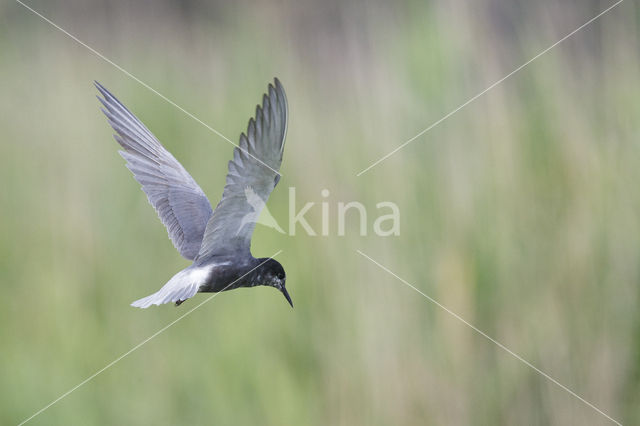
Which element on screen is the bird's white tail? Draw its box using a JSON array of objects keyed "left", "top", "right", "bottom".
[{"left": 131, "top": 265, "right": 210, "bottom": 308}]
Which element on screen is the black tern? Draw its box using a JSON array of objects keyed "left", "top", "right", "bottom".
[{"left": 95, "top": 79, "right": 291, "bottom": 308}]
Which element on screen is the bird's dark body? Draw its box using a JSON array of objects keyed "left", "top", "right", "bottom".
[
  {"left": 198, "top": 257, "right": 270, "bottom": 292},
  {"left": 197, "top": 256, "right": 287, "bottom": 299}
]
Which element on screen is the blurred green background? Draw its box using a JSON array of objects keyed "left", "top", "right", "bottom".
[{"left": 1, "top": 0, "right": 639, "bottom": 424}]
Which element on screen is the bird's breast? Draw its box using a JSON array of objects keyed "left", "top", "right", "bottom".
[{"left": 197, "top": 260, "right": 254, "bottom": 293}]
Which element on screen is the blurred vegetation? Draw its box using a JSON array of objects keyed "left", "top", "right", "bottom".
[{"left": 1, "top": 0, "right": 639, "bottom": 424}]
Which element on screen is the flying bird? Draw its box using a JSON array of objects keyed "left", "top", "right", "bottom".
[{"left": 95, "top": 79, "right": 291, "bottom": 308}]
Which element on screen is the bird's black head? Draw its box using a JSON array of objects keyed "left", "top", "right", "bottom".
[{"left": 258, "top": 258, "right": 292, "bottom": 308}]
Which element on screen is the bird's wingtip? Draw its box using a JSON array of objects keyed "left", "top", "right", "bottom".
[{"left": 94, "top": 81, "right": 114, "bottom": 100}]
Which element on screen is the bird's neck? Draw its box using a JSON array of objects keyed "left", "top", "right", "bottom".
[
  {"left": 234, "top": 258, "right": 269, "bottom": 289},
  {"left": 249, "top": 257, "right": 280, "bottom": 288}
]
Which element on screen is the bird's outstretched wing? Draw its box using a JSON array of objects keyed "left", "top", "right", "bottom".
[
  {"left": 96, "top": 82, "right": 213, "bottom": 260},
  {"left": 195, "top": 79, "right": 287, "bottom": 262},
  {"left": 244, "top": 186, "right": 265, "bottom": 211}
]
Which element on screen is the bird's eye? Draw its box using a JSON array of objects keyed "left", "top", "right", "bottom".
[{"left": 277, "top": 272, "right": 284, "bottom": 280}]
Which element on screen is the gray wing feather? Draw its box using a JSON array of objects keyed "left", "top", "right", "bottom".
[
  {"left": 195, "top": 79, "right": 287, "bottom": 262},
  {"left": 96, "top": 82, "right": 213, "bottom": 260}
]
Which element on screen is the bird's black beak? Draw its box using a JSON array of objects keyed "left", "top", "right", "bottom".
[{"left": 281, "top": 287, "right": 293, "bottom": 308}]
